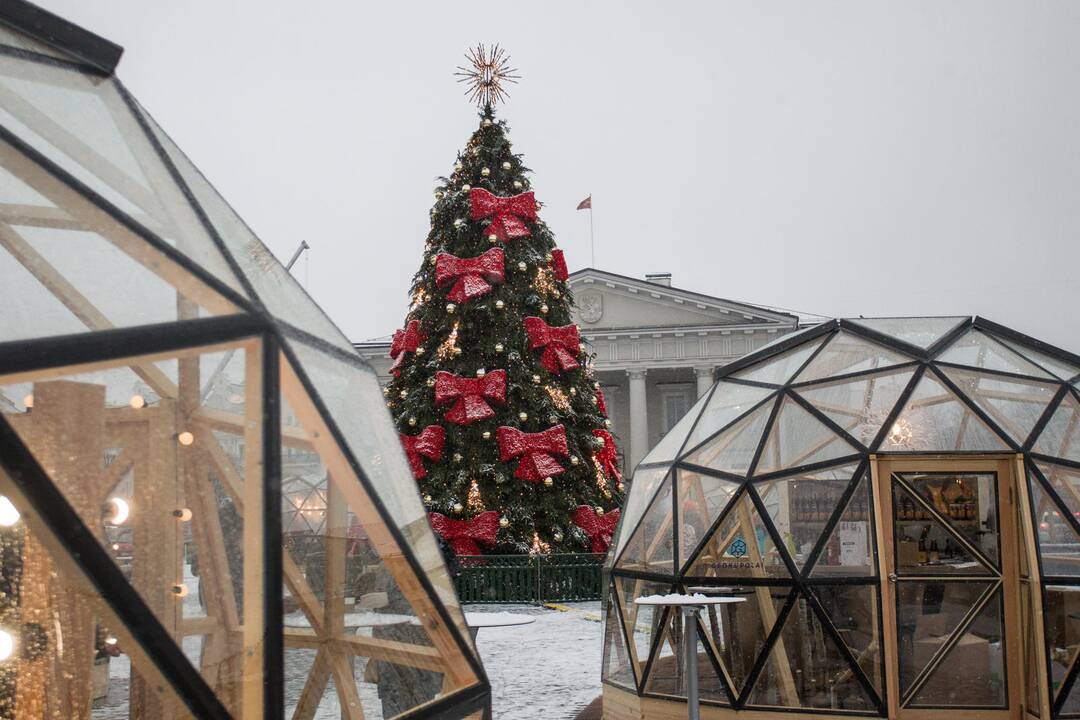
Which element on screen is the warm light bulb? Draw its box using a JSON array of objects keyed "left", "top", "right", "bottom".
[
  {"left": 106, "top": 497, "right": 130, "bottom": 525},
  {"left": 0, "top": 496, "right": 19, "bottom": 527},
  {"left": 129, "top": 394, "right": 146, "bottom": 409},
  {"left": 22, "top": 394, "right": 32, "bottom": 409},
  {"left": 177, "top": 431, "right": 195, "bottom": 446},
  {"left": 173, "top": 508, "right": 193, "bottom": 522},
  {"left": 172, "top": 583, "right": 189, "bottom": 598},
  {"left": 0, "top": 629, "right": 12, "bottom": 661},
  {"left": 104, "top": 636, "right": 118, "bottom": 646}
]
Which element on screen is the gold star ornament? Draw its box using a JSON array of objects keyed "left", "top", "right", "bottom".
[{"left": 455, "top": 44, "right": 520, "bottom": 108}]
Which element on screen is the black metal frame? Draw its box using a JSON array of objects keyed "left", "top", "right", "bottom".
[{"left": 0, "top": 18, "right": 490, "bottom": 720}]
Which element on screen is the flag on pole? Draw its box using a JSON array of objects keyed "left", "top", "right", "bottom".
[{"left": 576, "top": 195, "right": 592, "bottom": 210}]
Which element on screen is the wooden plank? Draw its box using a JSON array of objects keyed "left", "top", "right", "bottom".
[
  {"left": 1014, "top": 455, "right": 1053, "bottom": 719},
  {"left": 195, "top": 405, "right": 313, "bottom": 450},
  {"left": 997, "top": 457, "right": 1023, "bottom": 719},
  {"left": 291, "top": 647, "right": 333, "bottom": 720},
  {"left": 327, "top": 645, "right": 366, "bottom": 720},
  {"left": 241, "top": 343, "right": 265, "bottom": 719}
]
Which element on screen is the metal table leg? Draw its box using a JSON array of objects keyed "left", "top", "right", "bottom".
[{"left": 683, "top": 606, "right": 700, "bottom": 720}]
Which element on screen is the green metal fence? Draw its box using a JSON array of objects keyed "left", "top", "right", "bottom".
[{"left": 453, "top": 553, "right": 606, "bottom": 604}]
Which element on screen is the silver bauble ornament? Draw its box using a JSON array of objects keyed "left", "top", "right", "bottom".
[
  {"left": 517, "top": 261, "right": 527, "bottom": 271},
  {"left": 540, "top": 304, "right": 549, "bottom": 314},
  {"left": 513, "top": 180, "right": 523, "bottom": 189},
  {"left": 499, "top": 517, "right": 509, "bottom": 528},
  {"left": 481, "top": 167, "right": 491, "bottom": 176},
  {"left": 446, "top": 303, "right": 457, "bottom": 314},
  {"left": 495, "top": 300, "right": 505, "bottom": 309},
  {"left": 502, "top": 161, "right": 512, "bottom": 170},
  {"left": 453, "top": 502, "right": 464, "bottom": 513},
  {"left": 519, "top": 412, "right": 528, "bottom": 421}
]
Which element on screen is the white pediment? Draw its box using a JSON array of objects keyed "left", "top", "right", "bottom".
[{"left": 568, "top": 269, "right": 797, "bottom": 332}]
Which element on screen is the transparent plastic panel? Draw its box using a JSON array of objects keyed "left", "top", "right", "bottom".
[
  {"left": 730, "top": 337, "right": 824, "bottom": 386},
  {"left": 1029, "top": 468, "right": 1080, "bottom": 577},
  {"left": 748, "top": 593, "right": 875, "bottom": 710},
  {"left": 754, "top": 463, "right": 860, "bottom": 573},
  {"left": 677, "top": 468, "right": 739, "bottom": 567},
  {"left": 612, "top": 465, "right": 669, "bottom": 561},
  {"left": 679, "top": 382, "right": 774, "bottom": 458},
  {"left": 881, "top": 372, "right": 1009, "bottom": 452},
  {"left": 615, "top": 576, "right": 669, "bottom": 680},
  {"left": 638, "top": 390, "right": 710, "bottom": 465},
  {"left": 1033, "top": 392, "right": 1080, "bottom": 465},
  {"left": 686, "top": 491, "right": 790, "bottom": 579},
  {"left": 794, "top": 330, "right": 912, "bottom": 383},
  {"left": 811, "top": 584, "right": 883, "bottom": 696},
  {"left": 0, "top": 54, "right": 246, "bottom": 296},
  {"left": 695, "top": 584, "right": 788, "bottom": 697},
  {"left": 796, "top": 367, "right": 916, "bottom": 447},
  {"left": 754, "top": 396, "right": 858, "bottom": 476},
  {"left": 643, "top": 615, "right": 728, "bottom": 704},
  {"left": 601, "top": 584, "right": 635, "bottom": 689},
  {"left": 899, "top": 472, "right": 1000, "bottom": 569},
  {"left": 1043, "top": 585, "right": 1080, "bottom": 708},
  {"left": 846, "top": 316, "right": 968, "bottom": 351},
  {"left": 615, "top": 473, "right": 675, "bottom": 573},
  {"left": 138, "top": 105, "right": 358, "bottom": 354},
  {"left": 891, "top": 482, "right": 992, "bottom": 576},
  {"left": 938, "top": 329, "right": 1056, "bottom": 379},
  {"left": 681, "top": 398, "right": 773, "bottom": 476},
  {"left": 940, "top": 367, "right": 1058, "bottom": 446}
]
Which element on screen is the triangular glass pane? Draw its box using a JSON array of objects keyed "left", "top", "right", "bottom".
[
  {"left": 644, "top": 618, "right": 728, "bottom": 704},
  {"left": 0, "top": 54, "right": 247, "bottom": 297},
  {"left": 616, "top": 472, "right": 675, "bottom": 573},
  {"left": 847, "top": 316, "right": 968, "bottom": 351},
  {"left": 696, "top": 584, "right": 788, "bottom": 697},
  {"left": 749, "top": 593, "right": 875, "bottom": 710},
  {"left": 895, "top": 580, "right": 993, "bottom": 698},
  {"left": 810, "top": 472, "right": 876, "bottom": 577},
  {"left": 754, "top": 397, "right": 859, "bottom": 475},
  {"left": 1028, "top": 468, "right": 1080, "bottom": 577},
  {"left": 898, "top": 471, "right": 1000, "bottom": 569},
  {"left": 680, "top": 382, "right": 774, "bottom": 457},
  {"left": 1033, "top": 393, "right": 1080, "bottom": 464},
  {"left": 602, "top": 585, "right": 636, "bottom": 689},
  {"left": 909, "top": 588, "right": 1005, "bottom": 707},
  {"left": 613, "top": 465, "right": 670, "bottom": 561},
  {"left": 811, "top": 584, "right": 883, "bottom": 696},
  {"left": 1020, "top": 581, "right": 1042, "bottom": 713},
  {"left": 940, "top": 366, "right": 1058, "bottom": 446},
  {"left": 880, "top": 373, "right": 1009, "bottom": 452},
  {"left": 892, "top": 482, "right": 992, "bottom": 575},
  {"left": 755, "top": 463, "right": 860, "bottom": 573},
  {"left": 686, "top": 491, "right": 790, "bottom": 579},
  {"left": 797, "top": 367, "right": 916, "bottom": 447},
  {"left": 795, "top": 330, "right": 911, "bottom": 383},
  {"left": 0, "top": 23, "right": 81, "bottom": 62},
  {"left": 640, "top": 390, "right": 711, "bottom": 465},
  {"left": 678, "top": 467, "right": 739, "bottom": 567},
  {"left": 938, "top": 329, "right": 1055, "bottom": 379},
  {"left": 682, "top": 398, "right": 773, "bottom": 476},
  {"left": 1043, "top": 584, "right": 1080, "bottom": 705},
  {"left": 616, "top": 576, "right": 669, "bottom": 679},
  {"left": 1035, "top": 461, "right": 1080, "bottom": 524},
  {"left": 731, "top": 337, "right": 825, "bottom": 386},
  {"left": 997, "top": 336, "right": 1080, "bottom": 383}
]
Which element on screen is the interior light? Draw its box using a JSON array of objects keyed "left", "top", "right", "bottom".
[
  {"left": 172, "top": 583, "right": 189, "bottom": 598},
  {"left": 106, "top": 497, "right": 130, "bottom": 525},
  {"left": 22, "top": 394, "right": 32, "bottom": 409},
  {"left": 177, "top": 431, "right": 195, "bottom": 446},
  {"left": 0, "top": 629, "right": 13, "bottom": 661},
  {"left": 0, "top": 497, "right": 19, "bottom": 527},
  {"left": 172, "top": 508, "right": 193, "bottom": 522},
  {"left": 129, "top": 394, "right": 146, "bottom": 409}
]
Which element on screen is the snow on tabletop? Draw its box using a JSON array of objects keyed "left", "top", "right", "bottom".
[{"left": 635, "top": 592, "right": 725, "bottom": 605}]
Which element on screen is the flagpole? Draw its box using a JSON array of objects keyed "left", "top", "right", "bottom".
[{"left": 589, "top": 202, "right": 596, "bottom": 267}]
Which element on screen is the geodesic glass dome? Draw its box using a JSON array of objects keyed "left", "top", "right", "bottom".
[
  {"left": 0, "top": 4, "right": 487, "bottom": 719},
  {"left": 603, "top": 316, "right": 1080, "bottom": 719}
]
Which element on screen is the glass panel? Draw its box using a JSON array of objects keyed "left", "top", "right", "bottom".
[
  {"left": 895, "top": 580, "right": 993, "bottom": 698},
  {"left": 0, "top": 23, "right": 78, "bottom": 62},
  {"left": 639, "top": 390, "right": 710, "bottom": 465},
  {"left": 938, "top": 329, "right": 1056, "bottom": 379},
  {"left": 796, "top": 367, "right": 916, "bottom": 447},
  {"left": 996, "top": 336, "right": 1080, "bottom": 383},
  {"left": 677, "top": 468, "right": 738, "bottom": 568},
  {"left": 892, "top": 482, "right": 992, "bottom": 576},
  {"left": 643, "top": 615, "right": 728, "bottom": 704},
  {"left": 881, "top": 372, "right": 1009, "bottom": 452},
  {"left": 755, "top": 463, "right": 860, "bottom": 573},
  {"left": 941, "top": 367, "right": 1058, "bottom": 446},
  {"left": 795, "top": 330, "right": 911, "bottom": 383},
  {"left": 812, "top": 584, "right": 883, "bottom": 696},
  {"left": 1033, "top": 393, "right": 1080, "bottom": 465},
  {"left": 681, "top": 399, "right": 773, "bottom": 476},
  {"left": 696, "top": 584, "right": 788, "bottom": 697},
  {"left": 899, "top": 472, "right": 1000, "bottom": 569},
  {"left": 0, "top": 54, "right": 246, "bottom": 296},
  {"left": 1036, "top": 461, "right": 1080, "bottom": 529},
  {"left": 685, "top": 491, "right": 790, "bottom": 579},
  {"left": 1021, "top": 581, "right": 1042, "bottom": 715},
  {"left": 731, "top": 337, "right": 824, "bottom": 386},
  {"left": 748, "top": 593, "right": 875, "bottom": 710},
  {"left": 1043, "top": 585, "right": 1080, "bottom": 705},
  {"left": 810, "top": 473, "right": 876, "bottom": 578},
  {"left": 754, "top": 396, "right": 858, "bottom": 475},
  {"left": 612, "top": 465, "right": 669, "bottom": 562},
  {"left": 615, "top": 472, "right": 675, "bottom": 573},
  {"left": 616, "top": 576, "right": 669, "bottom": 678},
  {"left": 1030, "top": 470, "right": 1080, "bottom": 577},
  {"left": 679, "top": 382, "right": 774, "bottom": 458},
  {"left": 908, "top": 588, "right": 1006, "bottom": 707},
  {"left": 602, "top": 585, "right": 635, "bottom": 689},
  {"left": 846, "top": 316, "right": 968, "bottom": 350},
  {"left": 138, "top": 104, "right": 358, "bottom": 354}
]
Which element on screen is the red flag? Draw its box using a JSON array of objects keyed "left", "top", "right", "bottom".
[{"left": 576, "top": 195, "right": 592, "bottom": 210}]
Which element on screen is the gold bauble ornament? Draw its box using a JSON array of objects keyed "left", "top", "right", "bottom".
[
  {"left": 495, "top": 300, "right": 505, "bottom": 309},
  {"left": 569, "top": 387, "right": 576, "bottom": 395},
  {"left": 415, "top": 346, "right": 425, "bottom": 355},
  {"left": 462, "top": 183, "right": 472, "bottom": 191},
  {"left": 553, "top": 290, "right": 561, "bottom": 298},
  {"left": 481, "top": 167, "right": 491, "bottom": 176},
  {"left": 502, "top": 161, "right": 512, "bottom": 170},
  {"left": 430, "top": 256, "right": 438, "bottom": 265},
  {"left": 592, "top": 396, "right": 598, "bottom": 405},
  {"left": 423, "top": 494, "right": 432, "bottom": 503},
  {"left": 453, "top": 218, "right": 463, "bottom": 228},
  {"left": 446, "top": 303, "right": 457, "bottom": 314},
  {"left": 540, "top": 304, "right": 549, "bottom": 314},
  {"left": 499, "top": 517, "right": 509, "bottom": 528},
  {"left": 482, "top": 431, "right": 491, "bottom": 440},
  {"left": 594, "top": 381, "right": 601, "bottom": 390},
  {"left": 595, "top": 506, "right": 604, "bottom": 516},
  {"left": 476, "top": 368, "right": 486, "bottom": 377},
  {"left": 519, "top": 412, "right": 529, "bottom": 421},
  {"left": 454, "top": 162, "right": 463, "bottom": 171},
  {"left": 578, "top": 342, "right": 586, "bottom": 352},
  {"left": 553, "top": 531, "right": 563, "bottom": 542},
  {"left": 532, "top": 375, "right": 541, "bottom": 384},
  {"left": 596, "top": 434, "right": 606, "bottom": 445},
  {"left": 453, "top": 347, "right": 463, "bottom": 356},
  {"left": 453, "top": 453, "right": 462, "bottom": 463},
  {"left": 399, "top": 389, "right": 408, "bottom": 399},
  {"left": 517, "top": 261, "right": 527, "bottom": 271},
  {"left": 472, "top": 146, "right": 482, "bottom": 154},
  {"left": 545, "top": 252, "right": 553, "bottom": 262},
  {"left": 408, "top": 416, "right": 417, "bottom": 426},
  {"left": 548, "top": 415, "right": 558, "bottom": 424},
  {"left": 435, "top": 191, "right": 443, "bottom": 200},
  {"left": 605, "top": 419, "right": 613, "bottom": 427},
  {"left": 489, "top": 233, "right": 498, "bottom": 243},
  {"left": 571, "top": 456, "right": 580, "bottom": 466},
  {"left": 513, "top": 180, "right": 523, "bottom": 189},
  {"left": 453, "top": 502, "right": 464, "bottom": 513},
  {"left": 495, "top": 343, "right": 505, "bottom": 352},
  {"left": 617, "top": 482, "right": 625, "bottom": 492},
  {"left": 426, "top": 377, "right": 435, "bottom": 387},
  {"left": 385, "top": 401, "right": 393, "bottom": 408},
  {"left": 482, "top": 118, "right": 493, "bottom": 127},
  {"left": 543, "top": 477, "right": 554, "bottom": 487},
  {"left": 382, "top": 387, "right": 390, "bottom": 396}
]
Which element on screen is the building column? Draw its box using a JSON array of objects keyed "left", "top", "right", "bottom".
[
  {"left": 694, "top": 365, "right": 715, "bottom": 399},
  {"left": 627, "top": 368, "right": 648, "bottom": 471}
]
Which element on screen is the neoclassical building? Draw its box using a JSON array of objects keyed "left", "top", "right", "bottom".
[{"left": 355, "top": 269, "right": 810, "bottom": 474}]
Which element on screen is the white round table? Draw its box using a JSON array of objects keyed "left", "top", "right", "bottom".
[
  {"left": 463, "top": 611, "right": 535, "bottom": 640},
  {"left": 635, "top": 594, "right": 745, "bottom": 720}
]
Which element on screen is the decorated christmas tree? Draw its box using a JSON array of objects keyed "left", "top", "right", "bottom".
[{"left": 385, "top": 46, "right": 624, "bottom": 555}]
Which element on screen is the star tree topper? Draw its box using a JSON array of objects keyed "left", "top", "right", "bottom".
[{"left": 455, "top": 44, "right": 520, "bottom": 108}]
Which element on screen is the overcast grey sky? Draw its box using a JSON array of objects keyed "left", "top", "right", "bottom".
[{"left": 39, "top": 1, "right": 1080, "bottom": 351}]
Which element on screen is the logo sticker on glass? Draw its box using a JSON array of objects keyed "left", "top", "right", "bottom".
[{"left": 728, "top": 537, "right": 747, "bottom": 558}]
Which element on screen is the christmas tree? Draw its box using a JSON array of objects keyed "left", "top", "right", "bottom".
[{"left": 385, "top": 46, "right": 624, "bottom": 555}]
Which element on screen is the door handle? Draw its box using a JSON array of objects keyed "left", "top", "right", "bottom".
[{"left": 888, "top": 573, "right": 898, "bottom": 584}]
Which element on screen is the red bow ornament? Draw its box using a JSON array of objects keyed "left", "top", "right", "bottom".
[
  {"left": 389, "top": 320, "right": 426, "bottom": 376},
  {"left": 434, "top": 370, "right": 507, "bottom": 425},
  {"left": 400, "top": 425, "right": 445, "bottom": 480},
  {"left": 592, "top": 429, "right": 622, "bottom": 482},
  {"left": 571, "top": 505, "right": 621, "bottom": 554},
  {"left": 470, "top": 188, "right": 537, "bottom": 242},
  {"left": 549, "top": 249, "right": 569, "bottom": 282},
  {"left": 596, "top": 388, "right": 608, "bottom": 416},
  {"left": 435, "top": 247, "right": 505, "bottom": 303},
  {"left": 497, "top": 424, "right": 569, "bottom": 482},
  {"left": 523, "top": 317, "right": 581, "bottom": 374},
  {"left": 429, "top": 510, "right": 500, "bottom": 555}
]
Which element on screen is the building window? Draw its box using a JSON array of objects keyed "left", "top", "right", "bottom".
[{"left": 661, "top": 386, "right": 693, "bottom": 435}]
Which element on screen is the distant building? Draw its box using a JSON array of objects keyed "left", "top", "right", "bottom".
[{"left": 355, "top": 269, "right": 817, "bottom": 475}]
